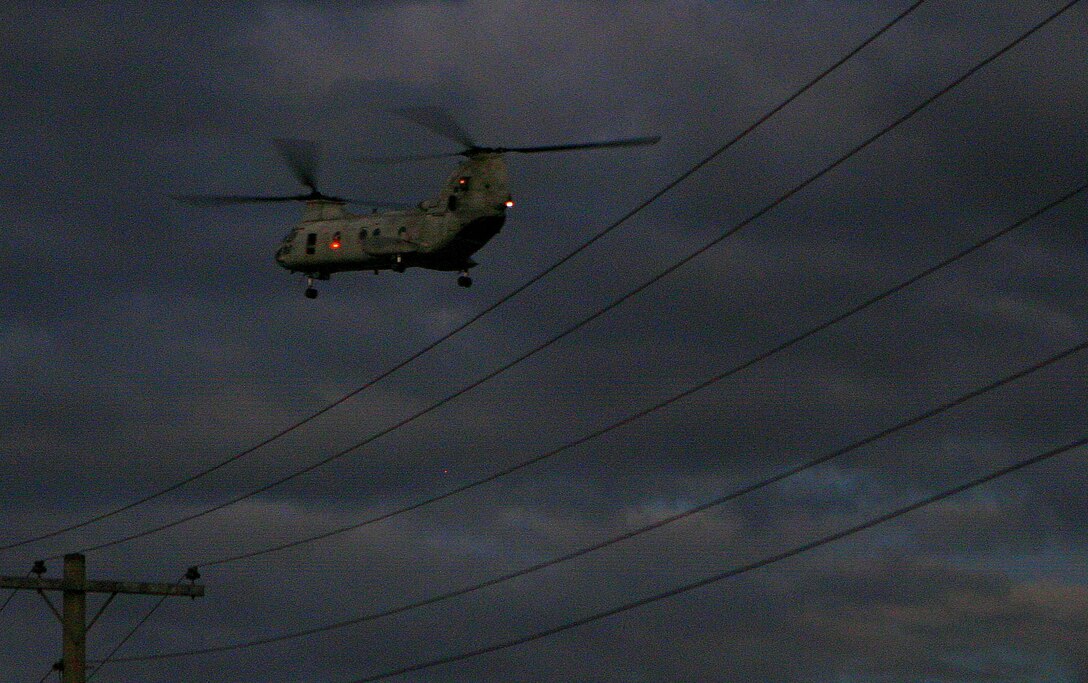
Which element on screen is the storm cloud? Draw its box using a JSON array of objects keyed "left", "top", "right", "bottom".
[{"left": 2, "top": 1, "right": 1087, "bottom": 681}]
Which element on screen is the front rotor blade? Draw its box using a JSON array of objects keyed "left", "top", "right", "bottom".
[
  {"left": 393, "top": 107, "right": 478, "bottom": 149},
  {"left": 502, "top": 135, "right": 661, "bottom": 154},
  {"left": 171, "top": 193, "right": 309, "bottom": 206},
  {"left": 273, "top": 138, "right": 321, "bottom": 191}
]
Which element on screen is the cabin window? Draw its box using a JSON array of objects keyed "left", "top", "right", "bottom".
[
  {"left": 373, "top": 228, "right": 381, "bottom": 237},
  {"left": 447, "top": 195, "right": 458, "bottom": 211},
  {"left": 398, "top": 226, "right": 406, "bottom": 236},
  {"left": 359, "top": 228, "right": 368, "bottom": 240},
  {"left": 306, "top": 232, "right": 316, "bottom": 255}
]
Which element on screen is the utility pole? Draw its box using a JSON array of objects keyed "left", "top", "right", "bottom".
[{"left": 1, "top": 553, "right": 203, "bottom": 683}]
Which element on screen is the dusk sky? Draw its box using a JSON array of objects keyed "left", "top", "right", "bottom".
[{"left": 2, "top": 1, "right": 1087, "bottom": 681}]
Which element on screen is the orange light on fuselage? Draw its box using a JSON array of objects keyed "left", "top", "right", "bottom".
[
  {"left": 505, "top": 200, "right": 514, "bottom": 208},
  {"left": 330, "top": 240, "right": 341, "bottom": 250}
]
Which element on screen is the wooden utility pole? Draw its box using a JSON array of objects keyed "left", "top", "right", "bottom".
[{"left": 0, "top": 553, "right": 203, "bottom": 683}]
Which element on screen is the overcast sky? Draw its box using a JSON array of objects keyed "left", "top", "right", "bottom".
[{"left": 2, "top": 1, "right": 1088, "bottom": 681}]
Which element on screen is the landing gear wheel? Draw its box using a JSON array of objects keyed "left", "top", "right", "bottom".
[
  {"left": 305, "top": 287, "right": 318, "bottom": 299},
  {"left": 457, "top": 275, "right": 473, "bottom": 288}
]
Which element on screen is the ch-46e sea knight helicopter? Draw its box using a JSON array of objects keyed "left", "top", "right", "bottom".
[{"left": 175, "top": 108, "right": 659, "bottom": 298}]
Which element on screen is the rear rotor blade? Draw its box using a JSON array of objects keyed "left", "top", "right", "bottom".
[
  {"left": 500, "top": 135, "right": 661, "bottom": 154},
  {"left": 393, "top": 107, "right": 478, "bottom": 149},
  {"left": 273, "top": 138, "right": 321, "bottom": 191},
  {"left": 357, "top": 151, "right": 466, "bottom": 165},
  {"left": 171, "top": 193, "right": 311, "bottom": 206},
  {"left": 172, "top": 193, "right": 412, "bottom": 209},
  {"left": 346, "top": 198, "right": 416, "bottom": 209}
]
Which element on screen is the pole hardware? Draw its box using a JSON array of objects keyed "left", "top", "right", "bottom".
[{"left": 1, "top": 553, "right": 204, "bottom": 683}]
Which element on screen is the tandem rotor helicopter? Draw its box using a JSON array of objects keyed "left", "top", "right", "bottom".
[{"left": 175, "top": 108, "right": 660, "bottom": 298}]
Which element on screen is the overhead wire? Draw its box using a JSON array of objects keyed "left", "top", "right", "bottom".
[
  {"left": 0, "top": 588, "right": 18, "bottom": 616},
  {"left": 1, "top": 569, "right": 35, "bottom": 617},
  {"left": 0, "top": 0, "right": 929, "bottom": 555},
  {"left": 343, "top": 436, "right": 1088, "bottom": 682},
  {"left": 99, "top": 332, "right": 1088, "bottom": 664},
  {"left": 20, "top": 3, "right": 1085, "bottom": 676},
  {"left": 54, "top": 0, "right": 1070, "bottom": 561},
  {"left": 84, "top": 574, "right": 187, "bottom": 681},
  {"left": 95, "top": 1, "right": 1088, "bottom": 662},
  {"left": 193, "top": 178, "right": 1088, "bottom": 568},
  {"left": 34, "top": 663, "right": 56, "bottom": 683},
  {"left": 3, "top": 4, "right": 1079, "bottom": 683}
]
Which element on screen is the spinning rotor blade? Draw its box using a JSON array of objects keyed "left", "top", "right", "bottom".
[
  {"left": 172, "top": 193, "right": 313, "bottom": 206},
  {"left": 498, "top": 135, "right": 662, "bottom": 154},
  {"left": 350, "top": 198, "right": 416, "bottom": 209},
  {"left": 175, "top": 138, "right": 413, "bottom": 209},
  {"left": 393, "top": 106, "right": 478, "bottom": 149},
  {"left": 273, "top": 138, "right": 321, "bottom": 191},
  {"left": 361, "top": 109, "right": 659, "bottom": 164},
  {"left": 357, "top": 151, "right": 466, "bottom": 165},
  {"left": 172, "top": 192, "right": 412, "bottom": 209}
]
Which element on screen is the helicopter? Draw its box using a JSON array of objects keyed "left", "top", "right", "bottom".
[{"left": 175, "top": 108, "right": 660, "bottom": 298}]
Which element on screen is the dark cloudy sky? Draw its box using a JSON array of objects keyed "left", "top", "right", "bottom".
[{"left": 2, "top": 1, "right": 1088, "bottom": 681}]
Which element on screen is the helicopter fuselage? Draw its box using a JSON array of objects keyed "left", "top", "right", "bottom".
[
  {"left": 275, "top": 153, "right": 511, "bottom": 278},
  {"left": 178, "top": 108, "right": 658, "bottom": 296}
]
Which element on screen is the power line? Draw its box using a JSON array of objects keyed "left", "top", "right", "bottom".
[
  {"left": 0, "top": 588, "right": 17, "bottom": 615},
  {"left": 346, "top": 435, "right": 1088, "bottom": 682},
  {"left": 104, "top": 335, "right": 1088, "bottom": 663},
  {"left": 57, "top": 0, "right": 1074, "bottom": 560},
  {"left": 1, "top": 569, "right": 33, "bottom": 617},
  {"left": 2, "top": 557, "right": 201, "bottom": 682},
  {"left": 0, "top": 0, "right": 929, "bottom": 555},
  {"left": 194, "top": 178, "right": 1088, "bottom": 568},
  {"left": 85, "top": 574, "right": 187, "bottom": 682},
  {"left": 35, "top": 663, "right": 57, "bottom": 683}
]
